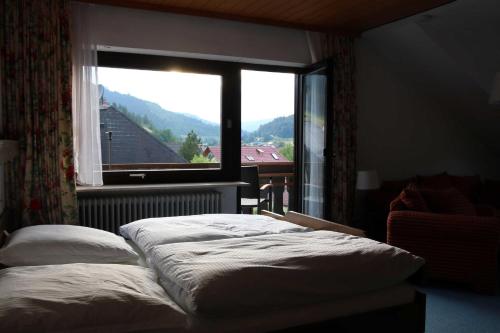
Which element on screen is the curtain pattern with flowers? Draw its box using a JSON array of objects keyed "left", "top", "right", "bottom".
[
  {"left": 320, "top": 34, "right": 357, "bottom": 225},
  {"left": 0, "top": 0, "right": 77, "bottom": 229}
]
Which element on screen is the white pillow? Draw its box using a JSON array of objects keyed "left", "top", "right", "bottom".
[{"left": 0, "top": 225, "right": 140, "bottom": 266}]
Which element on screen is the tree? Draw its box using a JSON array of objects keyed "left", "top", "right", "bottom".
[
  {"left": 156, "top": 129, "right": 177, "bottom": 143},
  {"left": 280, "top": 142, "right": 294, "bottom": 161},
  {"left": 179, "top": 130, "right": 201, "bottom": 162},
  {"left": 191, "top": 154, "right": 215, "bottom": 163}
]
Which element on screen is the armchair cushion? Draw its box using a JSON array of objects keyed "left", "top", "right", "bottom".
[
  {"left": 420, "top": 188, "right": 476, "bottom": 216},
  {"left": 480, "top": 179, "right": 500, "bottom": 209},
  {"left": 389, "top": 196, "right": 407, "bottom": 212},
  {"left": 450, "top": 174, "right": 481, "bottom": 202},
  {"left": 474, "top": 204, "right": 497, "bottom": 217},
  {"left": 380, "top": 178, "right": 415, "bottom": 192},
  {"left": 399, "top": 187, "right": 430, "bottom": 212},
  {"left": 416, "top": 172, "right": 453, "bottom": 189},
  {"left": 389, "top": 186, "right": 430, "bottom": 213}
]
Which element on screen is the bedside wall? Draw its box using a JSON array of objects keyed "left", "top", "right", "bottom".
[{"left": 355, "top": 39, "right": 500, "bottom": 181}]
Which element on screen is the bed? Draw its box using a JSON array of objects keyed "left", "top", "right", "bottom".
[{"left": 0, "top": 212, "right": 426, "bottom": 333}]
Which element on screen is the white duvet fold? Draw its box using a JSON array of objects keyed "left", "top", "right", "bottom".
[
  {"left": 149, "top": 230, "right": 425, "bottom": 315},
  {"left": 120, "top": 214, "right": 311, "bottom": 255},
  {"left": 0, "top": 264, "right": 187, "bottom": 333}
]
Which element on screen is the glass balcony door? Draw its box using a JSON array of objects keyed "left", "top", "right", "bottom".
[{"left": 296, "top": 61, "right": 333, "bottom": 219}]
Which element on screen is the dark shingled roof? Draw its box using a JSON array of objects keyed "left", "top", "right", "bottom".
[{"left": 100, "top": 106, "right": 187, "bottom": 164}]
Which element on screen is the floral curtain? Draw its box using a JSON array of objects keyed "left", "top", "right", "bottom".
[
  {"left": 319, "top": 34, "right": 357, "bottom": 225},
  {"left": 0, "top": 0, "right": 77, "bottom": 229}
]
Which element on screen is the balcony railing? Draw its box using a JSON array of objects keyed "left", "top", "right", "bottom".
[
  {"left": 246, "top": 161, "right": 294, "bottom": 215},
  {"left": 102, "top": 161, "right": 295, "bottom": 214}
]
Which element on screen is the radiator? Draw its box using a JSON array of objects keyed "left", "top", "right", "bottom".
[{"left": 78, "top": 191, "right": 222, "bottom": 234}]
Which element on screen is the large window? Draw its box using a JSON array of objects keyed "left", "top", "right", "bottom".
[
  {"left": 97, "top": 52, "right": 241, "bottom": 184},
  {"left": 97, "top": 52, "right": 300, "bottom": 187},
  {"left": 97, "top": 67, "right": 222, "bottom": 169}
]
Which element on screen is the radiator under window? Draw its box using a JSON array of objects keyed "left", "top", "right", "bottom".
[{"left": 78, "top": 191, "right": 221, "bottom": 234}]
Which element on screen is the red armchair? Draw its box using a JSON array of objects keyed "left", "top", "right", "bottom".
[{"left": 387, "top": 209, "right": 499, "bottom": 293}]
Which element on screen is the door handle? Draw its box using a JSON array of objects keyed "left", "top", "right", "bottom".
[{"left": 129, "top": 173, "right": 146, "bottom": 179}]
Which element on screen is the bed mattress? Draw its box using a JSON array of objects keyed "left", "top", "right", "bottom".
[{"left": 187, "top": 282, "right": 416, "bottom": 333}]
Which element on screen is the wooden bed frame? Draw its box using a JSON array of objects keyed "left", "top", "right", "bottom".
[
  {"left": 275, "top": 291, "right": 426, "bottom": 333},
  {"left": 260, "top": 210, "right": 366, "bottom": 236}
]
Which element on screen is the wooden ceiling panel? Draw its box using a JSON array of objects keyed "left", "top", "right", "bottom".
[
  {"left": 281, "top": 1, "right": 324, "bottom": 22},
  {"left": 84, "top": 0, "right": 455, "bottom": 33}
]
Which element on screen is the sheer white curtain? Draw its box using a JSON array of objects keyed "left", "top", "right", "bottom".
[{"left": 71, "top": 2, "right": 103, "bottom": 186}]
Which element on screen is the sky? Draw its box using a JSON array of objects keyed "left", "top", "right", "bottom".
[{"left": 98, "top": 67, "right": 295, "bottom": 124}]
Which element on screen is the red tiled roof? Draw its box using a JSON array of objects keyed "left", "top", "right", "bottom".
[{"left": 204, "top": 146, "right": 289, "bottom": 163}]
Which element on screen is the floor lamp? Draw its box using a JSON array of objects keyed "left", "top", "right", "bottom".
[{"left": 353, "top": 170, "right": 380, "bottom": 230}]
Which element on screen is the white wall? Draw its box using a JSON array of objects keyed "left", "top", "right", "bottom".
[
  {"left": 355, "top": 0, "right": 500, "bottom": 182},
  {"left": 90, "top": 4, "right": 311, "bottom": 67},
  {"left": 356, "top": 39, "right": 500, "bottom": 181}
]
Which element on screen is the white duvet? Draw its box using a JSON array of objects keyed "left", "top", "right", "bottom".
[
  {"left": 120, "top": 214, "right": 311, "bottom": 255},
  {"left": 149, "top": 230, "right": 425, "bottom": 315},
  {"left": 0, "top": 264, "right": 187, "bottom": 333}
]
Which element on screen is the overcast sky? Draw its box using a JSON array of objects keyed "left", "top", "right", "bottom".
[{"left": 98, "top": 67, "right": 295, "bottom": 124}]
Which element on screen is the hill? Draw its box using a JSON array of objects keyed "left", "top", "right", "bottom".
[
  {"left": 101, "top": 86, "right": 294, "bottom": 145},
  {"left": 252, "top": 115, "right": 294, "bottom": 141},
  {"left": 102, "top": 86, "right": 220, "bottom": 144},
  {"left": 242, "top": 118, "right": 274, "bottom": 132}
]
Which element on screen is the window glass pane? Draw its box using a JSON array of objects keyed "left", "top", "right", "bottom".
[
  {"left": 97, "top": 67, "right": 221, "bottom": 170},
  {"left": 302, "top": 71, "right": 327, "bottom": 218},
  {"left": 241, "top": 70, "right": 295, "bottom": 213}
]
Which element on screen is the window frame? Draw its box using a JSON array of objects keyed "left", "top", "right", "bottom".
[{"left": 97, "top": 51, "right": 302, "bottom": 185}]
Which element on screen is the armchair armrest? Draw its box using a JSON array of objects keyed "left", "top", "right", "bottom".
[
  {"left": 474, "top": 204, "right": 497, "bottom": 217},
  {"left": 388, "top": 210, "right": 499, "bottom": 293},
  {"left": 259, "top": 183, "right": 273, "bottom": 191},
  {"left": 387, "top": 210, "right": 500, "bottom": 242}
]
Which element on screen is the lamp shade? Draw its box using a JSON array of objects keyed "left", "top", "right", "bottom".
[
  {"left": 356, "top": 170, "right": 380, "bottom": 190},
  {"left": 489, "top": 72, "right": 500, "bottom": 105}
]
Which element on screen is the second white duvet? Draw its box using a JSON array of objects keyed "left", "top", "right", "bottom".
[
  {"left": 149, "top": 230, "right": 425, "bottom": 316},
  {"left": 120, "top": 214, "right": 311, "bottom": 255}
]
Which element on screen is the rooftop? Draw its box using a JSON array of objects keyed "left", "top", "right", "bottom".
[
  {"left": 204, "top": 146, "right": 289, "bottom": 163},
  {"left": 100, "top": 106, "right": 187, "bottom": 165}
]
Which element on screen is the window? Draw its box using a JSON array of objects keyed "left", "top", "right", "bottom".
[
  {"left": 97, "top": 52, "right": 240, "bottom": 184},
  {"left": 241, "top": 70, "right": 295, "bottom": 163},
  {"left": 97, "top": 52, "right": 300, "bottom": 186},
  {"left": 98, "top": 67, "right": 222, "bottom": 169},
  {"left": 241, "top": 69, "right": 296, "bottom": 213}
]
